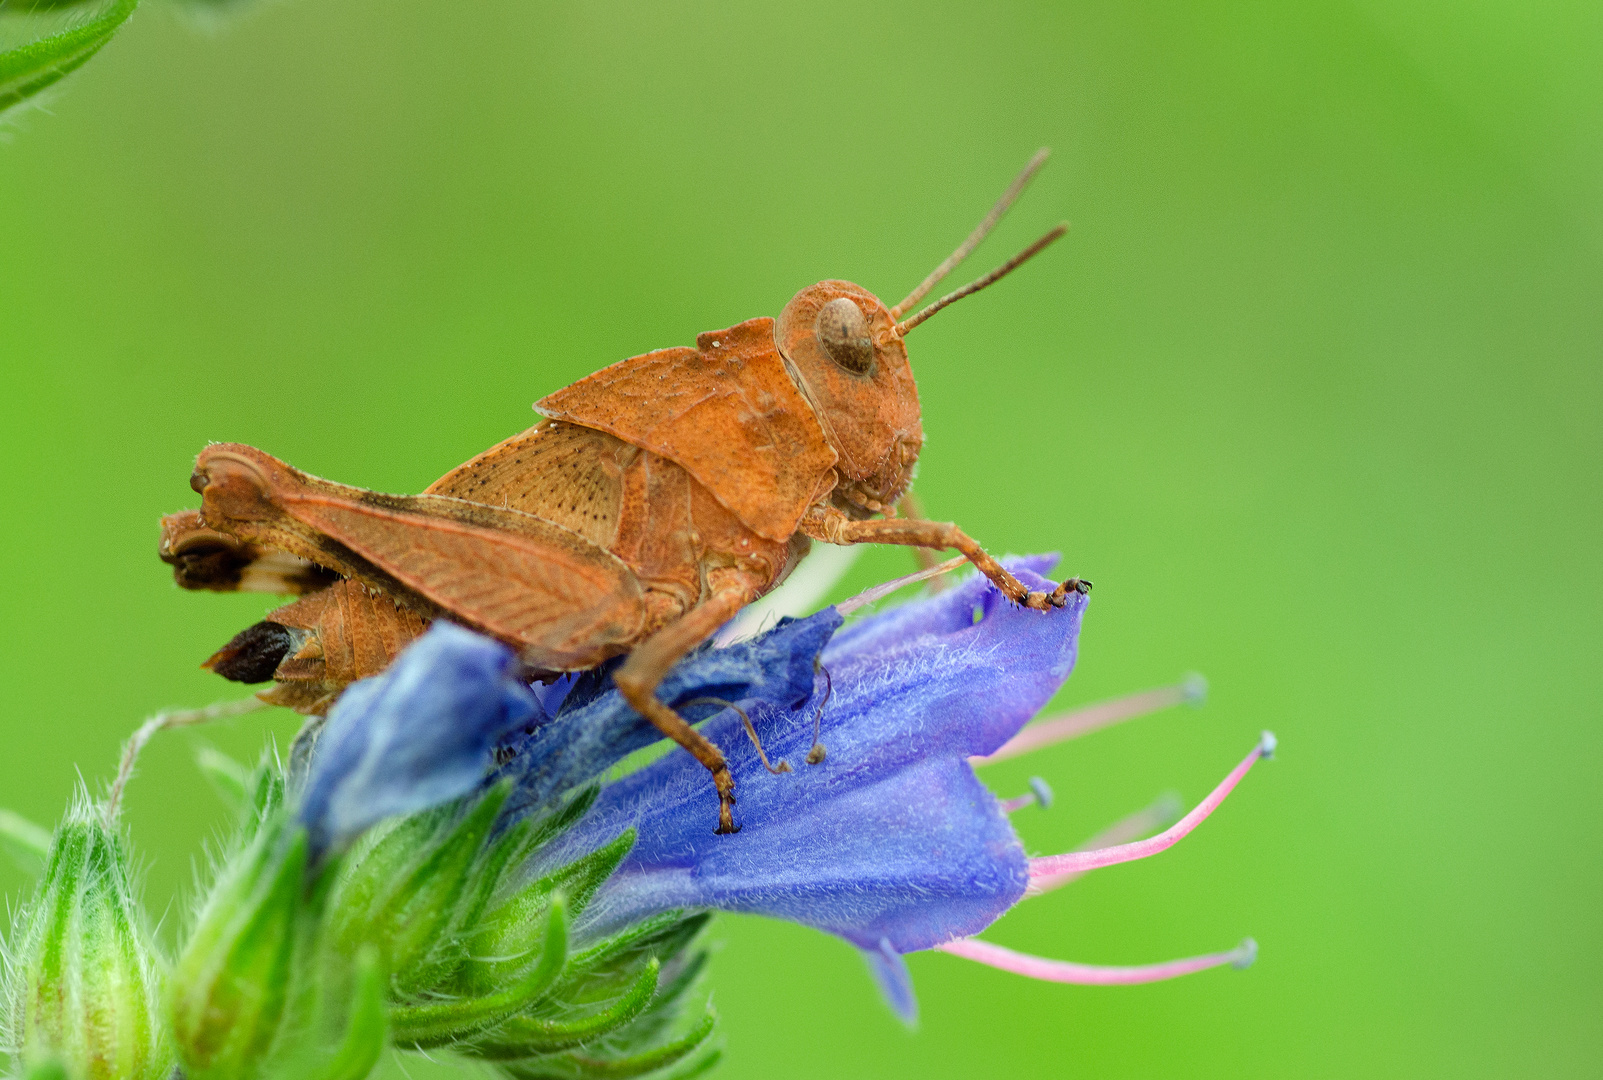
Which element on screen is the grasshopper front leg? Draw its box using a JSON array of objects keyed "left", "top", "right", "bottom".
[
  {"left": 800, "top": 506, "right": 1090, "bottom": 610},
  {"left": 894, "top": 491, "right": 952, "bottom": 581},
  {"left": 612, "top": 570, "right": 762, "bottom": 834}
]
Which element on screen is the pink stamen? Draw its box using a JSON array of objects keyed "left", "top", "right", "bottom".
[
  {"left": 1026, "top": 793, "right": 1184, "bottom": 895},
  {"left": 1028, "top": 732, "right": 1275, "bottom": 881},
  {"left": 972, "top": 674, "right": 1206, "bottom": 766},
  {"left": 835, "top": 556, "right": 968, "bottom": 616},
  {"left": 936, "top": 936, "right": 1257, "bottom": 985}
]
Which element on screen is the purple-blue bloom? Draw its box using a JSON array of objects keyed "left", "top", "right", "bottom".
[{"left": 528, "top": 558, "right": 1080, "bottom": 982}]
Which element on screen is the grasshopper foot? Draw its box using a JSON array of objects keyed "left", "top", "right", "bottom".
[
  {"left": 713, "top": 765, "right": 741, "bottom": 835},
  {"left": 1052, "top": 577, "right": 1092, "bottom": 603},
  {"left": 1021, "top": 578, "right": 1092, "bottom": 610}
]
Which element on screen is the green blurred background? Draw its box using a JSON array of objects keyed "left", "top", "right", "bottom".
[{"left": 1, "top": 0, "right": 1599, "bottom": 1076}]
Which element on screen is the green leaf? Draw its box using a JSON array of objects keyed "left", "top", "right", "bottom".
[
  {"left": 473, "top": 959, "right": 660, "bottom": 1059},
  {"left": 469, "top": 829, "right": 635, "bottom": 992},
  {"left": 391, "top": 893, "right": 570, "bottom": 1049},
  {"left": 518, "top": 784, "right": 601, "bottom": 858},
  {"left": 562, "top": 912, "right": 709, "bottom": 991},
  {"left": 266, "top": 944, "right": 390, "bottom": 1080},
  {"left": 0, "top": 0, "right": 138, "bottom": 114},
  {"left": 653, "top": 1043, "right": 724, "bottom": 1080},
  {"left": 380, "top": 782, "right": 512, "bottom": 985},
  {"left": 455, "top": 785, "right": 602, "bottom": 937},
  {"left": 500, "top": 1007, "right": 719, "bottom": 1080},
  {"left": 21, "top": 1059, "right": 70, "bottom": 1080},
  {"left": 600, "top": 949, "right": 710, "bottom": 1054}
]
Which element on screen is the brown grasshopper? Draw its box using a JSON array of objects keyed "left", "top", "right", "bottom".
[{"left": 159, "top": 149, "right": 1087, "bottom": 834}]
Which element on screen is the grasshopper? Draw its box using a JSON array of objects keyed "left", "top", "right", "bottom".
[{"left": 159, "top": 150, "right": 1086, "bottom": 833}]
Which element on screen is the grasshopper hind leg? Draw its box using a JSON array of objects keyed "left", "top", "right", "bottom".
[{"left": 612, "top": 574, "right": 760, "bottom": 834}]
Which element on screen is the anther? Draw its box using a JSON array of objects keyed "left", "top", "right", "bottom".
[{"left": 999, "top": 777, "right": 1054, "bottom": 814}]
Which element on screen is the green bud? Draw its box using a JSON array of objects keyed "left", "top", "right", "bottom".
[
  {"left": 169, "top": 768, "right": 392, "bottom": 1080},
  {"left": 4, "top": 803, "right": 170, "bottom": 1080},
  {"left": 168, "top": 814, "right": 307, "bottom": 1079}
]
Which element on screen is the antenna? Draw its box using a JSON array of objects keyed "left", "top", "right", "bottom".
[
  {"left": 890, "top": 147, "right": 1052, "bottom": 319},
  {"left": 894, "top": 223, "right": 1068, "bottom": 337}
]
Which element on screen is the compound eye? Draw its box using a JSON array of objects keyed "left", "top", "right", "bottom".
[{"left": 815, "top": 297, "right": 874, "bottom": 375}]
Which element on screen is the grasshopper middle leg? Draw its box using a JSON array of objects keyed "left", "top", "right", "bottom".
[{"left": 613, "top": 572, "right": 760, "bottom": 834}]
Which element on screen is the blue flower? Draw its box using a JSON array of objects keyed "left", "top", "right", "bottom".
[
  {"left": 532, "top": 556, "right": 1075, "bottom": 956},
  {"left": 523, "top": 556, "right": 1271, "bottom": 1025}
]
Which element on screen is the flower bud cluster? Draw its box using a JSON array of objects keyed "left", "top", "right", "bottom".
[{"left": 163, "top": 756, "right": 716, "bottom": 1080}]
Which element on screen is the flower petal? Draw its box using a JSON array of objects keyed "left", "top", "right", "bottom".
[
  {"left": 299, "top": 622, "right": 539, "bottom": 852},
  {"left": 862, "top": 938, "right": 918, "bottom": 1027},
  {"left": 822, "top": 556, "right": 1080, "bottom": 762},
  {"left": 823, "top": 553, "right": 1059, "bottom": 671}
]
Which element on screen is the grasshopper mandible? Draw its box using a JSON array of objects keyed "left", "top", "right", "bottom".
[{"left": 159, "top": 149, "right": 1087, "bottom": 834}]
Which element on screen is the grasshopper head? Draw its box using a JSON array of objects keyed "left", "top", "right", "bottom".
[
  {"left": 776, "top": 151, "right": 1068, "bottom": 515},
  {"left": 775, "top": 281, "right": 922, "bottom": 512}
]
